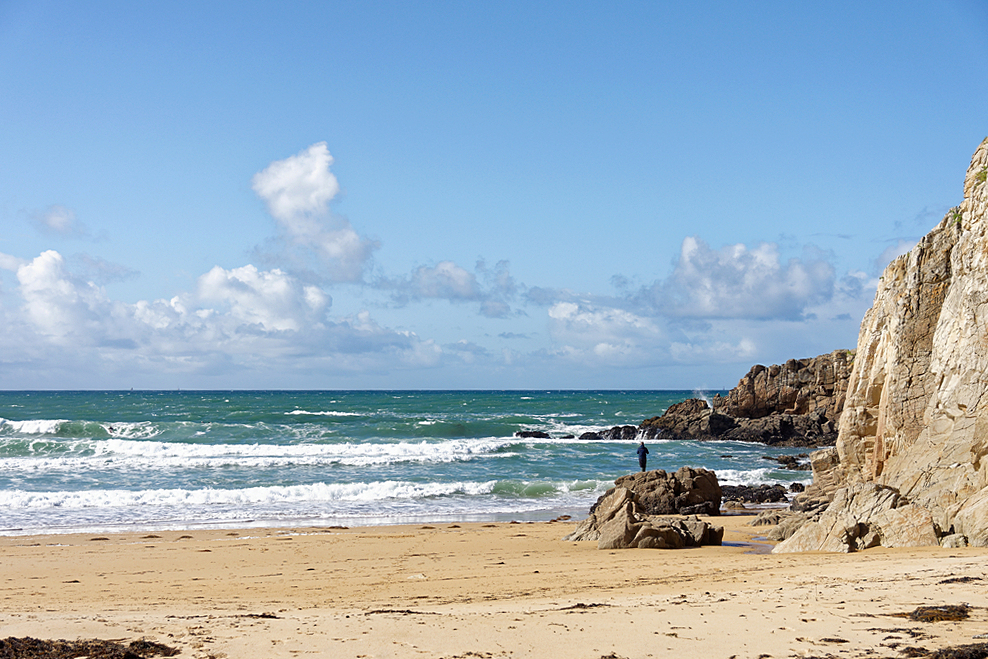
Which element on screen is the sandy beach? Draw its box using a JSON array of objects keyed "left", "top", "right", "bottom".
[{"left": 1, "top": 515, "right": 986, "bottom": 659}]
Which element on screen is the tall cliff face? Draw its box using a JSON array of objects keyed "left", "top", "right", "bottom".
[{"left": 781, "top": 137, "right": 988, "bottom": 550}]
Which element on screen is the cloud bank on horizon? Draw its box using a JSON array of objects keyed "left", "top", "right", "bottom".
[
  {"left": 0, "top": 2, "right": 985, "bottom": 389},
  {"left": 0, "top": 142, "right": 892, "bottom": 388}
]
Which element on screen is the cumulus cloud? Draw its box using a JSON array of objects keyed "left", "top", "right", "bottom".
[
  {"left": 197, "top": 265, "right": 329, "bottom": 333},
  {"left": 0, "top": 252, "right": 26, "bottom": 271},
  {"left": 252, "top": 143, "right": 340, "bottom": 220},
  {"left": 645, "top": 237, "right": 835, "bottom": 320},
  {"left": 29, "top": 205, "right": 89, "bottom": 238},
  {"left": 2, "top": 249, "right": 443, "bottom": 385},
  {"left": 546, "top": 301, "right": 666, "bottom": 364},
  {"left": 16, "top": 250, "right": 115, "bottom": 343},
  {"left": 408, "top": 261, "right": 480, "bottom": 300},
  {"left": 444, "top": 339, "right": 489, "bottom": 364},
  {"left": 252, "top": 142, "right": 378, "bottom": 282}
]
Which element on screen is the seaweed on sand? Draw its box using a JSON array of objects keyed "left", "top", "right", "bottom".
[
  {"left": 927, "top": 643, "right": 988, "bottom": 659},
  {"left": 892, "top": 604, "right": 971, "bottom": 623},
  {"left": 0, "top": 637, "right": 179, "bottom": 659}
]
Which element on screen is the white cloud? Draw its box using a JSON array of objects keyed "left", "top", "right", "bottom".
[
  {"left": 29, "top": 205, "right": 89, "bottom": 238},
  {"left": 381, "top": 259, "right": 518, "bottom": 318},
  {"left": 669, "top": 338, "right": 757, "bottom": 363},
  {"left": 0, "top": 252, "right": 26, "bottom": 271},
  {"left": 251, "top": 142, "right": 378, "bottom": 282},
  {"left": 252, "top": 142, "right": 340, "bottom": 222},
  {"left": 648, "top": 237, "right": 835, "bottom": 320},
  {"left": 409, "top": 261, "right": 479, "bottom": 300},
  {"left": 16, "top": 250, "right": 113, "bottom": 342},
  {"left": 444, "top": 339, "right": 489, "bottom": 364},
  {"left": 197, "top": 265, "right": 329, "bottom": 332},
  {"left": 1, "top": 249, "right": 445, "bottom": 386},
  {"left": 546, "top": 301, "right": 666, "bottom": 365}
]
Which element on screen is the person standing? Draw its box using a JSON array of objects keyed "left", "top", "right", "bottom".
[{"left": 636, "top": 441, "right": 649, "bottom": 472}]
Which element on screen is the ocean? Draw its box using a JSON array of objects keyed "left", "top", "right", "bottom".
[{"left": 0, "top": 390, "right": 811, "bottom": 536}]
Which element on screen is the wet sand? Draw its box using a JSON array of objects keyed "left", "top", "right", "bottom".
[{"left": 1, "top": 515, "right": 986, "bottom": 658}]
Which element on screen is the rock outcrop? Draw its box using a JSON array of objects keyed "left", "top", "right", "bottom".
[
  {"left": 637, "top": 350, "right": 853, "bottom": 447},
  {"left": 563, "top": 486, "right": 724, "bottom": 549},
  {"left": 613, "top": 466, "right": 722, "bottom": 516},
  {"left": 774, "top": 483, "right": 938, "bottom": 552},
  {"left": 715, "top": 352, "right": 853, "bottom": 421},
  {"left": 585, "top": 425, "right": 639, "bottom": 440},
  {"left": 775, "top": 136, "right": 988, "bottom": 551}
]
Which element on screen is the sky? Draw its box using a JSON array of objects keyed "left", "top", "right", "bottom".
[{"left": 1, "top": 1, "right": 987, "bottom": 390}]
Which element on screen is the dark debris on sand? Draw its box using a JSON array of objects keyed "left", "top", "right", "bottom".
[
  {"left": 0, "top": 637, "right": 179, "bottom": 659},
  {"left": 896, "top": 605, "right": 971, "bottom": 623},
  {"left": 927, "top": 643, "right": 988, "bottom": 659},
  {"left": 802, "top": 642, "right": 988, "bottom": 659},
  {"left": 938, "top": 577, "right": 984, "bottom": 585}
]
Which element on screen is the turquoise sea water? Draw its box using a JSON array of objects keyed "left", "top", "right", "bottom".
[{"left": 0, "top": 390, "right": 811, "bottom": 535}]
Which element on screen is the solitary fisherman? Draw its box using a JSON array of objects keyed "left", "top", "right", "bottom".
[{"left": 637, "top": 441, "right": 649, "bottom": 472}]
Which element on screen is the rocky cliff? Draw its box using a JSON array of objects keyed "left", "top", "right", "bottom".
[
  {"left": 776, "top": 136, "right": 988, "bottom": 551},
  {"left": 637, "top": 350, "right": 853, "bottom": 446}
]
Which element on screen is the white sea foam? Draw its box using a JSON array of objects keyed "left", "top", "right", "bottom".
[
  {"left": 0, "top": 418, "right": 67, "bottom": 435},
  {"left": 103, "top": 422, "right": 159, "bottom": 439},
  {"left": 715, "top": 467, "right": 811, "bottom": 486},
  {"left": 0, "top": 436, "right": 519, "bottom": 472},
  {"left": 0, "top": 479, "right": 501, "bottom": 510},
  {"left": 284, "top": 410, "right": 362, "bottom": 417}
]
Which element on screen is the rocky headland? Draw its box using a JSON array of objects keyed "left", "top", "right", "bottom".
[
  {"left": 770, "top": 136, "right": 988, "bottom": 551},
  {"left": 642, "top": 350, "right": 854, "bottom": 447},
  {"left": 573, "top": 349, "right": 853, "bottom": 447}
]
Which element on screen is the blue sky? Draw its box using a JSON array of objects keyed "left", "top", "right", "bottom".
[{"left": 1, "top": 1, "right": 986, "bottom": 390}]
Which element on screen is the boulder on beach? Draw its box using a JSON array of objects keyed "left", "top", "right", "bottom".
[
  {"left": 773, "top": 483, "right": 938, "bottom": 553},
  {"left": 613, "top": 466, "right": 722, "bottom": 517},
  {"left": 563, "top": 486, "right": 724, "bottom": 550}
]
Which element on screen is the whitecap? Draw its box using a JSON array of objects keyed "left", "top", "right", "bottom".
[
  {"left": 0, "top": 418, "right": 66, "bottom": 435},
  {"left": 284, "top": 410, "right": 361, "bottom": 417}
]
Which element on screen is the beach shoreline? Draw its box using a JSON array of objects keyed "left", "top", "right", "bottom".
[{"left": 2, "top": 514, "right": 986, "bottom": 659}]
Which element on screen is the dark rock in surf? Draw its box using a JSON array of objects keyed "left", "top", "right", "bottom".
[
  {"left": 761, "top": 454, "right": 812, "bottom": 471},
  {"left": 515, "top": 430, "right": 551, "bottom": 439},
  {"left": 598, "top": 425, "right": 639, "bottom": 440},
  {"left": 721, "top": 483, "right": 789, "bottom": 504}
]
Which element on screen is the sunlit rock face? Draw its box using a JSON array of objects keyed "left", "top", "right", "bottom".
[{"left": 781, "top": 137, "right": 988, "bottom": 551}]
